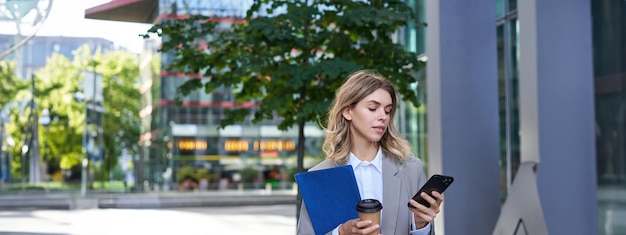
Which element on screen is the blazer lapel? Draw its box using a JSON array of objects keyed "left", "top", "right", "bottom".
[{"left": 381, "top": 155, "right": 401, "bottom": 235}]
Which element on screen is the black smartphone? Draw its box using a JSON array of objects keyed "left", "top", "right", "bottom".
[{"left": 408, "top": 174, "right": 454, "bottom": 208}]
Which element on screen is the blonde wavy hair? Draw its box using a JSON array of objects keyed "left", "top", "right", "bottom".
[{"left": 322, "top": 70, "right": 413, "bottom": 165}]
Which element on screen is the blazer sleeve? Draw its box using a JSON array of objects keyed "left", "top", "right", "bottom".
[
  {"left": 296, "top": 160, "right": 338, "bottom": 235},
  {"left": 410, "top": 157, "right": 436, "bottom": 235},
  {"left": 297, "top": 201, "right": 315, "bottom": 235},
  {"left": 297, "top": 201, "right": 334, "bottom": 235}
]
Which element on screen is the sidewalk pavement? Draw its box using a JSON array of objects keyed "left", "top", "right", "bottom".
[
  {"left": 2, "top": 186, "right": 623, "bottom": 211},
  {"left": 0, "top": 205, "right": 297, "bottom": 235},
  {"left": 0, "top": 189, "right": 299, "bottom": 210}
]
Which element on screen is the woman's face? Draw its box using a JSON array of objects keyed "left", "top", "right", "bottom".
[{"left": 343, "top": 88, "right": 393, "bottom": 144}]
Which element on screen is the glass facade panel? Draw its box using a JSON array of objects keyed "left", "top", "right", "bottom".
[
  {"left": 507, "top": 19, "right": 520, "bottom": 186},
  {"left": 496, "top": 5, "right": 520, "bottom": 201},
  {"left": 497, "top": 0, "right": 516, "bottom": 18},
  {"left": 497, "top": 24, "right": 506, "bottom": 200},
  {"left": 405, "top": 0, "right": 425, "bottom": 55},
  {"left": 403, "top": 0, "right": 427, "bottom": 163},
  {"left": 508, "top": 0, "right": 517, "bottom": 12},
  {"left": 137, "top": 0, "right": 330, "bottom": 192},
  {"left": 496, "top": 0, "right": 505, "bottom": 19},
  {"left": 161, "top": 76, "right": 178, "bottom": 101},
  {"left": 592, "top": 0, "right": 626, "bottom": 234}
]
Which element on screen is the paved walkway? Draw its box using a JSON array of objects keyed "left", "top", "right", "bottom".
[
  {"left": 2, "top": 188, "right": 625, "bottom": 234},
  {"left": 0, "top": 205, "right": 297, "bottom": 235},
  {"left": 0, "top": 189, "right": 298, "bottom": 210}
]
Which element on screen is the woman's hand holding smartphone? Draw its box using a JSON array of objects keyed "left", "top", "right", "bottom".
[{"left": 408, "top": 174, "right": 454, "bottom": 208}]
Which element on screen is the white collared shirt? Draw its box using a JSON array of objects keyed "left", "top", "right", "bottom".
[
  {"left": 349, "top": 149, "right": 384, "bottom": 203},
  {"left": 332, "top": 148, "right": 431, "bottom": 235}
]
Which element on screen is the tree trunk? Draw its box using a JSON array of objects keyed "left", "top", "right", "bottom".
[{"left": 295, "top": 97, "right": 306, "bottom": 224}]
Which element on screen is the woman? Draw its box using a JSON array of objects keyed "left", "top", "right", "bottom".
[{"left": 297, "top": 70, "right": 442, "bottom": 235}]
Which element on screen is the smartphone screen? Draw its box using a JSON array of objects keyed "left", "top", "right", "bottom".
[{"left": 408, "top": 174, "right": 454, "bottom": 208}]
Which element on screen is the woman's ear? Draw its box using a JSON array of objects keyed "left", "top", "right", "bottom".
[{"left": 342, "top": 107, "right": 352, "bottom": 121}]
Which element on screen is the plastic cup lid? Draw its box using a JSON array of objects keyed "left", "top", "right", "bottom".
[{"left": 356, "top": 199, "right": 383, "bottom": 213}]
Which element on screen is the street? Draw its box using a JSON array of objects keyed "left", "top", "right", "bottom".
[{"left": 0, "top": 205, "right": 297, "bottom": 235}]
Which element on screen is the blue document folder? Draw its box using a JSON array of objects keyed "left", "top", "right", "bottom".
[{"left": 295, "top": 165, "right": 362, "bottom": 235}]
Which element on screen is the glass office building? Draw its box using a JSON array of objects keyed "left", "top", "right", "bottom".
[
  {"left": 88, "top": 0, "right": 325, "bottom": 193},
  {"left": 393, "top": 0, "right": 623, "bottom": 233},
  {"left": 592, "top": 1, "right": 626, "bottom": 234},
  {"left": 493, "top": 1, "right": 625, "bottom": 234},
  {"left": 0, "top": 34, "right": 114, "bottom": 80},
  {"left": 87, "top": 0, "right": 624, "bottom": 233}
]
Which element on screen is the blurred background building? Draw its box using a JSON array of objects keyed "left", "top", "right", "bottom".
[
  {"left": 86, "top": 0, "right": 328, "bottom": 193},
  {"left": 0, "top": 33, "right": 113, "bottom": 189},
  {"left": 84, "top": 0, "right": 624, "bottom": 234},
  {"left": 0, "top": 0, "right": 115, "bottom": 79},
  {"left": 0, "top": 34, "right": 114, "bottom": 79}
]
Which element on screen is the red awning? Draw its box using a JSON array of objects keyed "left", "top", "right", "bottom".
[{"left": 84, "top": 0, "right": 158, "bottom": 24}]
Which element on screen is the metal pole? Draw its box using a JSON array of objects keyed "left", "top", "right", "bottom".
[
  {"left": 39, "top": 108, "right": 50, "bottom": 183},
  {"left": 80, "top": 103, "right": 89, "bottom": 196},
  {"left": 81, "top": 103, "right": 87, "bottom": 196},
  {"left": 0, "top": 118, "right": 4, "bottom": 191},
  {"left": 80, "top": 70, "right": 90, "bottom": 196},
  {"left": 137, "top": 147, "right": 144, "bottom": 192},
  {"left": 80, "top": 158, "right": 87, "bottom": 196},
  {"left": 29, "top": 74, "right": 41, "bottom": 184},
  {"left": 91, "top": 65, "right": 96, "bottom": 190},
  {"left": 169, "top": 121, "right": 175, "bottom": 190},
  {"left": 95, "top": 68, "right": 104, "bottom": 190},
  {"left": 21, "top": 144, "right": 27, "bottom": 191},
  {"left": 0, "top": 106, "right": 12, "bottom": 187}
]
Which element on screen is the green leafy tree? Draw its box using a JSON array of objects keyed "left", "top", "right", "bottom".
[
  {"left": 0, "top": 61, "right": 29, "bottom": 180},
  {"left": 4, "top": 46, "right": 140, "bottom": 184},
  {"left": 0, "top": 61, "right": 29, "bottom": 107},
  {"left": 146, "top": 0, "right": 425, "bottom": 218},
  {"left": 145, "top": 0, "right": 424, "bottom": 174},
  {"left": 3, "top": 58, "right": 69, "bottom": 183},
  {"left": 34, "top": 52, "right": 87, "bottom": 175},
  {"left": 95, "top": 50, "right": 142, "bottom": 182}
]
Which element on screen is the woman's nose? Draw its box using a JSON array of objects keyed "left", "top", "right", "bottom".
[{"left": 378, "top": 111, "right": 388, "bottom": 120}]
